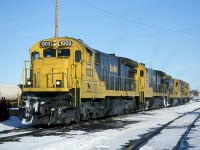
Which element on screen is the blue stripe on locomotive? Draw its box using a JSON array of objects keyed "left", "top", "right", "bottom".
[
  {"left": 94, "top": 50, "right": 136, "bottom": 91},
  {"left": 94, "top": 50, "right": 118, "bottom": 90},
  {"left": 118, "top": 58, "right": 135, "bottom": 91},
  {"left": 148, "top": 69, "right": 166, "bottom": 93}
]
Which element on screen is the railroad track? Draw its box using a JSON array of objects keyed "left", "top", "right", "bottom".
[
  {"left": 125, "top": 107, "right": 200, "bottom": 150},
  {"left": 0, "top": 116, "right": 138, "bottom": 144},
  {"left": 0, "top": 103, "right": 198, "bottom": 146},
  {"left": 174, "top": 113, "right": 200, "bottom": 149}
]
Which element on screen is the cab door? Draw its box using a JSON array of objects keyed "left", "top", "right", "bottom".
[
  {"left": 135, "top": 65, "right": 146, "bottom": 91},
  {"left": 135, "top": 64, "right": 146, "bottom": 102},
  {"left": 139, "top": 68, "right": 146, "bottom": 102},
  {"left": 70, "top": 48, "right": 82, "bottom": 107}
]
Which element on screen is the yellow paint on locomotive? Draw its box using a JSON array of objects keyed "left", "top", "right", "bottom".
[
  {"left": 21, "top": 37, "right": 190, "bottom": 105},
  {"left": 22, "top": 37, "right": 107, "bottom": 100},
  {"left": 134, "top": 64, "right": 153, "bottom": 102},
  {"left": 24, "top": 38, "right": 77, "bottom": 91},
  {"left": 183, "top": 82, "right": 190, "bottom": 98},
  {"left": 134, "top": 64, "right": 146, "bottom": 92},
  {"left": 172, "top": 79, "right": 181, "bottom": 98}
]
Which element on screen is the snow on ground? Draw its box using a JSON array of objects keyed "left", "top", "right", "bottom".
[
  {"left": 186, "top": 116, "right": 200, "bottom": 149},
  {"left": 140, "top": 109, "right": 200, "bottom": 149},
  {"left": 0, "top": 116, "right": 28, "bottom": 132},
  {"left": 1, "top": 100, "right": 200, "bottom": 150}
]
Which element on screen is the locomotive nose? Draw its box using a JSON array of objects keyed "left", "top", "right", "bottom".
[
  {"left": 38, "top": 59, "right": 69, "bottom": 89},
  {"left": 24, "top": 58, "right": 69, "bottom": 91}
]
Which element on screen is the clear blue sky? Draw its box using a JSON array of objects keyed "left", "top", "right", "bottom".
[{"left": 0, "top": 0, "right": 200, "bottom": 90}]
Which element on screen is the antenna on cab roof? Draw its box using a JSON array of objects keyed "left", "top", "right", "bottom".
[{"left": 55, "top": 0, "right": 59, "bottom": 37}]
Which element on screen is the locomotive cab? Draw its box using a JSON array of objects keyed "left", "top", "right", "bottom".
[{"left": 24, "top": 38, "right": 82, "bottom": 91}]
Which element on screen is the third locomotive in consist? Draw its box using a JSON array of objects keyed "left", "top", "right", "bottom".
[{"left": 20, "top": 37, "right": 190, "bottom": 125}]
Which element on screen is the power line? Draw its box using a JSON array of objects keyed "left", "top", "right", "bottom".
[{"left": 80, "top": 0, "right": 200, "bottom": 35}]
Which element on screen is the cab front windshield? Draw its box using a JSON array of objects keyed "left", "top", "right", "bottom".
[
  {"left": 43, "top": 49, "right": 70, "bottom": 58},
  {"left": 58, "top": 49, "right": 70, "bottom": 57}
]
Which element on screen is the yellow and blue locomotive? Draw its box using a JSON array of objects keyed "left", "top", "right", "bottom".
[
  {"left": 21, "top": 37, "right": 137, "bottom": 125},
  {"left": 21, "top": 37, "right": 190, "bottom": 125}
]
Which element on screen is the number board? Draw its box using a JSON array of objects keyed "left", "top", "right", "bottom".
[
  {"left": 59, "top": 40, "right": 73, "bottom": 46},
  {"left": 40, "top": 41, "right": 51, "bottom": 47}
]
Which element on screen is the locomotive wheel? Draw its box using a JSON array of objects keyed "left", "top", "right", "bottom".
[{"left": 80, "top": 109, "right": 91, "bottom": 121}]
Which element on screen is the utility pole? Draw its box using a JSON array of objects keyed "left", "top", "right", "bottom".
[{"left": 55, "top": 0, "right": 59, "bottom": 37}]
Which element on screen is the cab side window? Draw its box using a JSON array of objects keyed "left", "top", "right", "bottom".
[
  {"left": 140, "top": 70, "right": 144, "bottom": 77},
  {"left": 31, "top": 52, "right": 40, "bottom": 64},
  {"left": 86, "top": 48, "right": 92, "bottom": 65},
  {"left": 75, "top": 50, "right": 81, "bottom": 62}
]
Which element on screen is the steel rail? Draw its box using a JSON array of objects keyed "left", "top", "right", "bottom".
[
  {"left": 125, "top": 107, "right": 200, "bottom": 150},
  {"left": 173, "top": 113, "right": 200, "bottom": 150}
]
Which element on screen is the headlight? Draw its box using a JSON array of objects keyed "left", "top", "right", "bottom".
[
  {"left": 56, "top": 81, "right": 61, "bottom": 85},
  {"left": 27, "top": 80, "right": 32, "bottom": 86},
  {"left": 56, "top": 80, "right": 62, "bottom": 87},
  {"left": 26, "top": 80, "right": 32, "bottom": 87},
  {"left": 53, "top": 40, "right": 57, "bottom": 47}
]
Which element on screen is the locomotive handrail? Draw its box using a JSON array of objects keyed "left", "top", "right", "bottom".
[
  {"left": 107, "top": 74, "right": 135, "bottom": 91},
  {"left": 46, "top": 69, "right": 68, "bottom": 88},
  {"left": 152, "top": 82, "right": 168, "bottom": 94},
  {"left": 23, "top": 67, "right": 69, "bottom": 88}
]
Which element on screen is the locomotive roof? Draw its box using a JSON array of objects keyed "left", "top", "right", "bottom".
[
  {"left": 75, "top": 38, "right": 138, "bottom": 67},
  {"left": 119, "top": 57, "right": 138, "bottom": 67},
  {"left": 154, "top": 70, "right": 166, "bottom": 76}
]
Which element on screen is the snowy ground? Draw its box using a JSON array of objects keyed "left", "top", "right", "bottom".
[
  {"left": 1, "top": 100, "right": 200, "bottom": 150},
  {"left": 140, "top": 106, "right": 200, "bottom": 149},
  {"left": 0, "top": 116, "right": 28, "bottom": 132},
  {"left": 186, "top": 115, "right": 200, "bottom": 149}
]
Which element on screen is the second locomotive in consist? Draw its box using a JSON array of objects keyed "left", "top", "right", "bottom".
[{"left": 21, "top": 37, "right": 190, "bottom": 125}]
